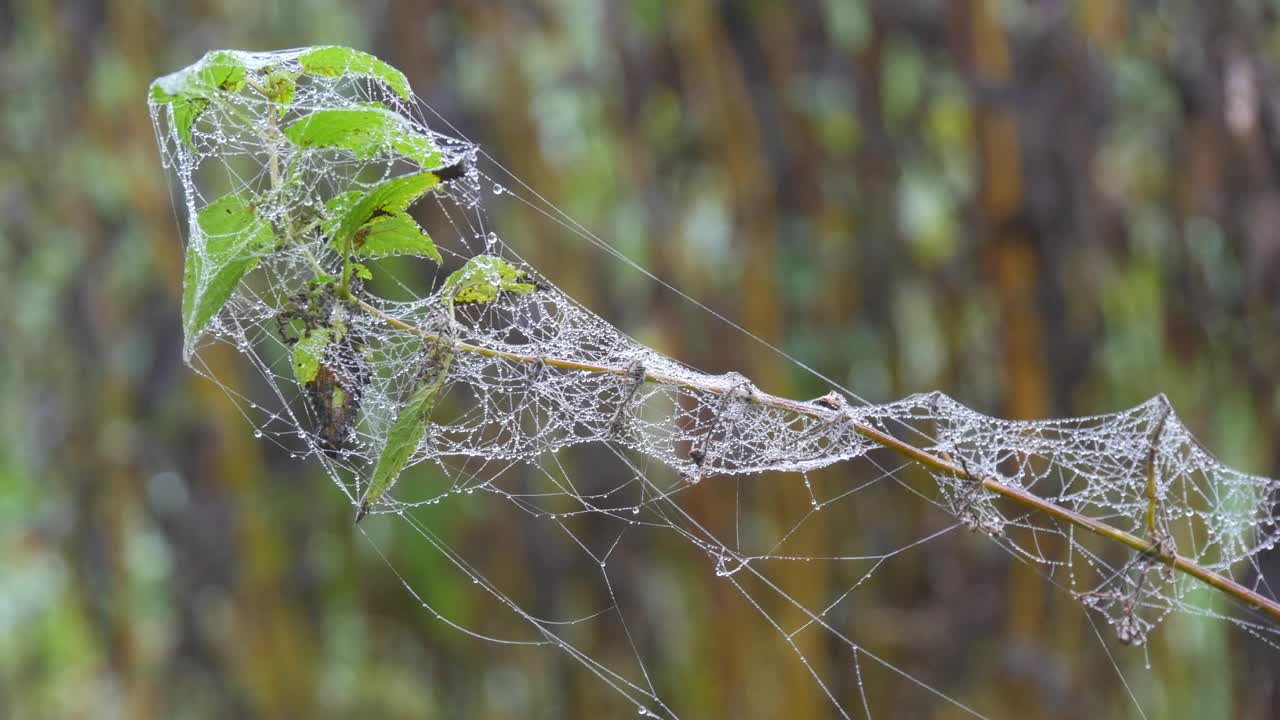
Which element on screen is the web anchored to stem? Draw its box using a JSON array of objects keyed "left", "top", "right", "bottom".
[
  {"left": 354, "top": 293, "right": 1280, "bottom": 624},
  {"left": 152, "top": 47, "right": 1280, "bottom": 717}
]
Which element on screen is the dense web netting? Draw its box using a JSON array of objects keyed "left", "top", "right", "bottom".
[{"left": 151, "top": 48, "right": 1280, "bottom": 717}]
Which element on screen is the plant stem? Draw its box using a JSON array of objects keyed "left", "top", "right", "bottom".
[
  {"left": 247, "top": 80, "right": 344, "bottom": 297},
  {"left": 263, "top": 99, "right": 282, "bottom": 191},
  {"left": 354, "top": 297, "right": 1280, "bottom": 624}
]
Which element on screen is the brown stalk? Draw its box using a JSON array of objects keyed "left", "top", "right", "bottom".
[{"left": 356, "top": 297, "right": 1280, "bottom": 623}]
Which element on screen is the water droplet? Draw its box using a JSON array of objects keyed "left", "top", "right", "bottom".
[{"left": 492, "top": 184, "right": 505, "bottom": 195}]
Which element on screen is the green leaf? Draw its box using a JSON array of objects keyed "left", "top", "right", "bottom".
[
  {"left": 197, "top": 50, "right": 247, "bottom": 93},
  {"left": 291, "top": 328, "right": 331, "bottom": 384},
  {"left": 351, "top": 213, "right": 441, "bottom": 262},
  {"left": 299, "top": 46, "right": 412, "bottom": 101},
  {"left": 264, "top": 69, "right": 297, "bottom": 110},
  {"left": 324, "top": 172, "right": 442, "bottom": 260},
  {"left": 322, "top": 190, "right": 362, "bottom": 239},
  {"left": 441, "top": 255, "right": 537, "bottom": 305},
  {"left": 149, "top": 50, "right": 246, "bottom": 99},
  {"left": 285, "top": 108, "right": 389, "bottom": 156},
  {"left": 352, "top": 263, "right": 373, "bottom": 280},
  {"left": 351, "top": 172, "right": 441, "bottom": 216},
  {"left": 149, "top": 50, "right": 246, "bottom": 147},
  {"left": 182, "top": 194, "right": 275, "bottom": 343},
  {"left": 358, "top": 340, "right": 454, "bottom": 521},
  {"left": 167, "top": 96, "right": 209, "bottom": 148},
  {"left": 283, "top": 107, "right": 440, "bottom": 167},
  {"left": 390, "top": 133, "right": 441, "bottom": 169}
]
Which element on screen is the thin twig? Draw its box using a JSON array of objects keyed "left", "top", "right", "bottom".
[{"left": 354, "top": 297, "right": 1280, "bottom": 623}]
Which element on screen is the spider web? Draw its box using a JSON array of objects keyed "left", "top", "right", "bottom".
[{"left": 151, "top": 48, "right": 1280, "bottom": 717}]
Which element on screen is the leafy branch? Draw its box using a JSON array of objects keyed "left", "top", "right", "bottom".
[
  {"left": 152, "top": 47, "right": 1280, "bottom": 636},
  {"left": 151, "top": 47, "right": 533, "bottom": 522}
]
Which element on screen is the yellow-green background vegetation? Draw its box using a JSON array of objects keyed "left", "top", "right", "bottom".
[{"left": 2, "top": 1, "right": 1278, "bottom": 718}]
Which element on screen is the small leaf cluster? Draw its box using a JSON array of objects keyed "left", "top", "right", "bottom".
[
  {"left": 275, "top": 281, "right": 368, "bottom": 458},
  {"left": 151, "top": 48, "right": 451, "bottom": 343},
  {"left": 155, "top": 47, "right": 541, "bottom": 521},
  {"left": 150, "top": 47, "right": 410, "bottom": 149}
]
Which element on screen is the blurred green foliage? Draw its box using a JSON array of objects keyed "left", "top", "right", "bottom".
[{"left": 2, "top": 0, "right": 1279, "bottom": 718}]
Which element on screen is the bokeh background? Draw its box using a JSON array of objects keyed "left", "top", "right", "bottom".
[{"left": 3, "top": 0, "right": 1280, "bottom": 718}]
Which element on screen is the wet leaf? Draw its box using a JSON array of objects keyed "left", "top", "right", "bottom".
[
  {"left": 442, "top": 255, "right": 537, "bottom": 305},
  {"left": 359, "top": 340, "right": 454, "bottom": 521},
  {"left": 264, "top": 69, "right": 297, "bottom": 111},
  {"left": 284, "top": 107, "right": 440, "bottom": 167},
  {"left": 324, "top": 172, "right": 442, "bottom": 261},
  {"left": 350, "top": 213, "right": 441, "bottom": 262},
  {"left": 148, "top": 51, "right": 246, "bottom": 147},
  {"left": 299, "top": 46, "right": 412, "bottom": 101},
  {"left": 182, "top": 194, "right": 274, "bottom": 345},
  {"left": 291, "top": 328, "right": 332, "bottom": 384}
]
